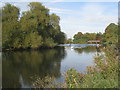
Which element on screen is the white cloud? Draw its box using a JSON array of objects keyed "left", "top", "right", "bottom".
[
  {"left": 59, "top": 3, "right": 117, "bottom": 38},
  {"left": 49, "top": 7, "right": 74, "bottom": 14},
  {"left": 80, "top": 3, "right": 117, "bottom": 24},
  {"left": 49, "top": 8, "right": 65, "bottom": 14},
  {"left": 48, "top": 3, "right": 117, "bottom": 24},
  {"left": 60, "top": 3, "right": 117, "bottom": 24}
]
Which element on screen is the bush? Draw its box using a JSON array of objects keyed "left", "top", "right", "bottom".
[
  {"left": 32, "top": 76, "right": 63, "bottom": 88},
  {"left": 65, "top": 46, "right": 118, "bottom": 88}
]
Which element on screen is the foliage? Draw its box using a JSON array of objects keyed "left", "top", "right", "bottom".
[
  {"left": 65, "top": 38, "right": 73, "bottom": 44},
  {"left": 73, "top": 32, "right": 103, "bottom": 44},
  {"left": 65, "top": 45, "right": 118, "bottom": 88},
  {"left": 2, "top": 2, "right": 66, "bottom": 50},
  {"left": 102, "top": 23, "right": 118, "bottom": 46},
  {"left": 43, "top": 38, "right": 57, "bottom": 48},
  {"left": 73, "top": 23, "right": 117, "bottom": 45},
  {"left": 22, "top": 32, "right": 43, "bottom": 48},
  {"left": 32, "top": 76, "right": 63, "bottom": 88},
  {"left": 65, "top": 68, "right": 84, "bottom": 88},
  {"left": 73, "top": 38, "right": 87, "bottom": 44},
  {"left": 65, "top": 23, "right": 118, "bottom": 88},
  {"left": 54, "top": 32, "right": 66, "bottom": 44},
  {"left": 2, "top": 3, "right": 20, "bottom": 49}
]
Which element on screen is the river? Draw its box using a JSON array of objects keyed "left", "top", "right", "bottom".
[{"left": 2, "top": 44, "right": 102, "bottom": 88}]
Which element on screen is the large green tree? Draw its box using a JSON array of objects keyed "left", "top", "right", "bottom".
[
  {"left": 2, "top": 3, "right": 20, "bottom": 49},
  {"left": 2, "top": 2, "right": 66, "bottom": 49},
  {"left": 102, "top": 23, "right": 118, "bottom": 45}
]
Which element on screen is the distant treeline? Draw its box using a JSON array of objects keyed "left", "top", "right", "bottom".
[
  {"left": 71, "top": 23, "right": 118, "bottom": 45},
  {"left": 2, "top": 2, "right": 66, "bottom": 50},
  {"left": 73, "top": 32, "right": 102, "bottom": 44}
]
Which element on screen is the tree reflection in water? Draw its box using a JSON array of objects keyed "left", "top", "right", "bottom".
[
  {"left": 74, "top": 46, "right": 101, "bottom": 55},
  {"left": 2, "top": 47, "right": 66, "bottom": 88}
]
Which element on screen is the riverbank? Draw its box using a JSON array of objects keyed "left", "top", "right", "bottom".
[
  {"left": 2, "top": 45, "right": 61, "bottom": 52},
  {"left": 2, "top": 43, "right": 101, "bottom": 52},
  {"left": 64, "top": 45, "right": 118, "bottom": 88}
]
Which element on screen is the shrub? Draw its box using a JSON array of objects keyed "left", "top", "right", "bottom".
[{"left": 65, "top": 46, "right": 118, "bottom": 88}]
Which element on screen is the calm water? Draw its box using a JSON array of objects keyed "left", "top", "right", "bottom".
[{"left": 2, "top": 44, "right": 102, "bottom": 88}]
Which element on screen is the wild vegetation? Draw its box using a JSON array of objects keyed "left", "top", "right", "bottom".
[
  {"left": 73, "top": 32, "right": 102, "bottom": 44},
  {"left": 65, "top": 38, "right": 73, "bottom": 44},
  {"left": 73, "top": 23, "right": 118, "bottom": 45},
  {"left": 65, "top": 46, "right": 118, "bottom": 88},
  {"left": 65, "top": 23, "right": 119, "bottom": 88},
  {"left": 102, "top": 23, "right": 118, "bottom": 46},
  {"left": 1, "top": 1, "right": 119, "bottom": 88},
  {"left": 2, "top": 2, "right": 66, "bottom": 50},
  {"left": 32, "top": 23, "right": 118, "bottom": 88}
]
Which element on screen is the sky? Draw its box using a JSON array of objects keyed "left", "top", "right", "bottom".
[{"left": 0, "top": 0, "right": 118, "bottom": 38}]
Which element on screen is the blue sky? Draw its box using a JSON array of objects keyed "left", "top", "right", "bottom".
[{"left": 0, "top": 1, "right": 118, "bottom": 38}]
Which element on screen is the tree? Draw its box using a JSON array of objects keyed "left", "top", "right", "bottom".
[
  {"left": 73, "top": 32, "right": 83, "bottom": 40},
  {"left": 73, "top": 32, "right": 97, "bottom": 44},
  {"left": 2, "top": 3, "right": 20, "bottom": 49},
  {"left": 96, "top": 32, "right": 103, "bottom": 41},
  {"left": 2, "top": 2, "right": 66, "bottom": 49},
  {"left": 54, "top": 32, "right": 66, "bottom": 44},
  {"left": 65, "top": 38, "right": 73, "bottom": 44},
  {"left": 103, "top": 23, "right": 118, "bottom": 45},
  {"left": 49, "top": 14, "right": 60, "bottom": 35}
]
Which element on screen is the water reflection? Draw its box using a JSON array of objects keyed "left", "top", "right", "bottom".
[
  {"left": 60, "top": 46, "right": 102, "bottom": 74},
  {"left": 74, "top": 46, "right": 101, "bottom": 54},
  {"left": 2, "top": 47, "right": 66, "bottom": 88},
  {"left": 2, "top": 45, "right": 102, "bottom": 88}
]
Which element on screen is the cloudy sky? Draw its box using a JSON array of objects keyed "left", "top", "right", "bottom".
[{"left": 0, "top": 0, "right": 118, "bottom": 38}]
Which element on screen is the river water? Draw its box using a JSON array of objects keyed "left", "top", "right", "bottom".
[{"left": 2, "top": 44, "right": 102, "bottom": 88}]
